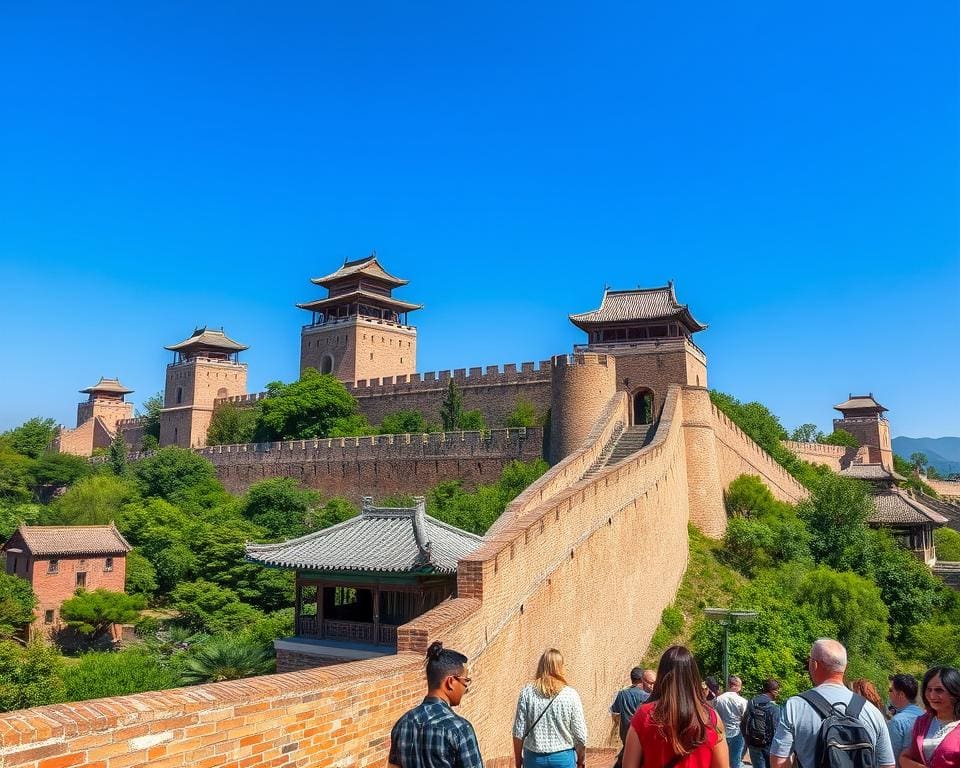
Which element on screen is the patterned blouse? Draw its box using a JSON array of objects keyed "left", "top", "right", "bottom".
[{"left": 512, "top": 684, "right": 588, "bottom": 754}]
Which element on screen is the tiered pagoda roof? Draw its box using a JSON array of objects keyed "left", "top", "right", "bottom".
[
  {"left": 246, "top": 497, "right": 481, "bottom": 575},
  {"left": 80, "top": 377, "right": 133, "bottom": 396},
  {"left": 297, "top": 252, "right": 423, "bottom": 317},
  {"left": 309, "top": 253, "right": 409, "bottom": 288},
  {"left": 569, "top": 283, "right": 707, "bottom": 333},
  {"left": 165, "top": 327, "right": 249, "bottom": 353},
  {"left": 833, "top": 394, "right": 888, "bottom": 415}
]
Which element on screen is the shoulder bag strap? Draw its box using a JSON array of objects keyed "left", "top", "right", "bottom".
[
  {"left": 522, "top": 692, "right": 558, "bottom": 742},
  {"left": 845, "top": 694, "right": 867, "bottom": 719},
  {"left": 799, "top": 690, "right": 835, "bottom": 721}
]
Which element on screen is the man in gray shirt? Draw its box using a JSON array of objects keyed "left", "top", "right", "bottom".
[{"left": 771, "top": 638, "right": 895, "bottom": 768}]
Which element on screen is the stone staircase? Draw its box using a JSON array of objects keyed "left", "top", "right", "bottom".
[
  {"left": 934, "top": 561, "right": 960, "bottom": 590},
  {"left": 582, "top": 424, "right": 655, "bottom": 480}
]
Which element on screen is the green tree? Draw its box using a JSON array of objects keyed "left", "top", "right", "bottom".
[
  {"left": 379, "top": 410, "right": 430, "bottom": 434},
  {"left": 798, "top": 474, "right": 871, "bottom": 571},
  {"left": 0, "top": 572, "right": 36, "bottom": 637},
  {"left": 0, "top": 502, "right": 41, "bottom": 540},
  {"left": 505, "top": 400, "right": 540, "bottom": 428},
  {"left": 255, "top": 369, "right": 368, "bottom": 440},
  {"left": 439, "top": 379, "right": 464, "bottom": 431},
  {"left": 241, "top": 478, "right": 321, "bottom": 539},
  {"left": 133, "top": 447, "right": 227, "bottom": 510},
  {"left": 0, "top": 639, "right": 65, "bottom": 712},
  {"left": 152, "top": 544, "right": 199, "bottom": 594},
  {"left": 46, "top": 474, "right": 139, "bottom": 525},
  {"left": 137, "top": 393, "right": 164, "bottom": 441},
  {"left": 910, "top": 452, "right": 929, "bottom": 472},
  {"left": 459, "top": 410, "right": 486, "bottom": 431},
  {"left": 180, "top": 635, "right": 273, "bottom": 684},
  {"left": 314, "top": 497, "right": 358, "bottom": 529},
  {"left": 790, "top": 424, "right": 823, "bottom": 443},
  {"left": 125, "top": 550, "right": 158, "bottom": 598},
  {"left": 60, "top": 589, "right": 146, "bottom": 639},
  {"left": 0, "top": 445, "right": 36, "bottom": 504},
  {"left": 3, "top": 417, "right": 58, "bottom": 459},
  {"left": 30, "top": 453, "right": 91, "bottom": 489},
  {"left": 724, "top": 475, "right": 787, "bottom": 519},
  {"left": 108, "top": 432, "right": 129, "bottom": 477},
  {"left": 61, "top": 647, "right": 180, "bottom": 702},
  {"left": 139, "top": 434, "right": 159, "bottom": 452},
  {"left": 170, "top": 580, "right": 263, "bottom": 634},
  {"left": 819, "top": 429, "right": 859, "bottom": 448},
  {"left": 935, "top": 527, "right": 960, "bottom": 561},
  {"left": 206, "top": 402, "right": 257, "bottom": 446}
]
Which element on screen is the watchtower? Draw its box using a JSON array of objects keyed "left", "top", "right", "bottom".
[
  {"left": 297, "top": 252, "right": 421, "bottom": 384},
  {"left": 159, "top": 327, "right": 248, "bottom": 448},
  {"left": 568, "top": 282, "right": 708, "bottom": 425},
  {"left": 76, "top": 377, "right": 134, "bottom": 433},
  {"left": 833, "top": 393, "right": 893, "bottom": 472}
]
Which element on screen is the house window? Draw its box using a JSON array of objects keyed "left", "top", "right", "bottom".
[
  {"left": 104, "top": 557, "right": 114, "bottom": 572},
  {"left": 48, "top": 559, "right": 59, "bottom": 574},
  {"left": 76, "top": 572, "right": 87, "bottom": 589},
  {"left": 44, "top": 610, "right": 54, "bottom": 624}
]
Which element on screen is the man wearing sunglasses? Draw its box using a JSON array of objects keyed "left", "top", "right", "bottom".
[{"left": 389, "top": 640, "right": 484, "bottom": 768}]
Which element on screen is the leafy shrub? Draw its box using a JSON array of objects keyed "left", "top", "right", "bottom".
[
  {"left": 61, "top": 647, "right": 180, "bottom": 701},
  {"left": 661, "top": 606, "right": 684, "bottom": 635},
  {"left": 180, "top": 635, "right": 274, "bottom": 684},
  {"left": 380, "top": 410, "right": 431, "bottom": 434},
  {"left": 0, "top": 639, "right": 65, "bottom": 712},
  {"left": 505, "top": 400, "right": 540, "bottom": 428},
  {"left": 60, "top": 589, "right": 146, "bottom": 638},
  {"left": 935, "top": 528, "right": 960, "bottom": 561},
  {"left": 206, "top": 403, "right": 257, "bottom": 446}
]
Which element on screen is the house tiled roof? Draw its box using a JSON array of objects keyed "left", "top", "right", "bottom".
[
  {"left": 245, "top": 497, "right": 482, "bottom": 574},
  {"left": 840, "top": 464, "right": 894, "bottom": 480},
  {"left": 868, "top": 491, "right": 949, "bottom": 526},
  {"left": 833, "top": 394, "right": 887, "bottom": 413},
  {"left": 310, "top": 253, "right": 408, "bottom": 288},
  {"left": 165, "top": 327, "right": 248, "bottom": 352},
  {"left": 3, "top": 524, "right": 132, "bottom": 556},
  {"left": 80, "top": 377, "right": 133, "bottom": 395},
  {"left": 568, "top": 284, "right": 707, "bottom": 333}
]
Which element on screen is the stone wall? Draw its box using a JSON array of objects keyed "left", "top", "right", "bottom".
[
  {"left": 927, "top": 478, "right": 960, "bottom": 499},
  {"left": 0, "top": 385, "right": 811, "bottom": 768},
  {"left": 51, "top": 417, "right": 114, "bottom": 457}
]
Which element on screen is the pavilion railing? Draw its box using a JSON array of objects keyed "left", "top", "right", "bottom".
[{"left": 295, "top": 616, "right": 399, "bottom": 646}]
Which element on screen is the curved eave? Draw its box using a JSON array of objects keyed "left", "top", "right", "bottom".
[
  {"left": 296, "top": 292, "right": 423, "bottom": 313},
  {"left": 569, "top": 309, "right": 707, "bottom": 333},
  {"left": 164, "top": 339, "right": 249, "bottom": 352},
  {"left": 245, "top": 555, "right": 450, "bottom": 575},
  {"left": 310, "top": 257, "right": 409, "bottom": 288}
]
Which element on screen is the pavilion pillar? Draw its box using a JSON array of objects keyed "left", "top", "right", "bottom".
[
  {"left": 294, "top": 582, "right": 302, "bottom": 635},
  {"left": 372, "top": 584, "right": 380, "bottom": 645},
  {"left": 317, "top": 586, "right": 324, "bottom": 638}
]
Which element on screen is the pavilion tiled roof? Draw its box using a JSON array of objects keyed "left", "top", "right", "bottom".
[
  {"left": 833, "top": 394, "right": 888, "bottom": 413},
  {"left": 868, "top": 491, "right": 949, "bottom": 526},
  {"left": 80, "top": 377, "right": 133, "bottom": 395},
  {"left": 245, "top": 498, "right": 482, "bottom": 575},
  {"left": 310, "top": 253, "right": 409, "bottom": 288},
  {"left": 297, "top": 289, "right": 423, "bottom": 314},
  {"left": 165, "top": 327, "right": 249, "bottom": 352},
  {"left": 568, "top": 284, "right": 707, "bottom": 333},
  {"left": 3, "top": 524, "right": 132, "bottom": 557},
  {"left": 840, "top": 464, "right": 894, "bottom": 480}
]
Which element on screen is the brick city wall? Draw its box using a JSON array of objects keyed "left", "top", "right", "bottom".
[
  {"left": 0, "top": 385, "right": 810, "bottom": 768},
  {"left": 219, "top": 360, "right": 554, "bottom": 429},
  {"left": 52, "top": 417, "right": 114, "bottom": 458},
  {"left": 780, "top": 440, "right": 854, "bottom": 472},
  {"left": 927, "top": 478, "right": 960, "bottom": 499}
]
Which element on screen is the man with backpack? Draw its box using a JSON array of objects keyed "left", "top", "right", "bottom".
[
  {"left": 742, "top": 679, "right": 782, "bottom": 768},
  {"left": 771, "top": 638, "right": 894, "bottom": 768}
]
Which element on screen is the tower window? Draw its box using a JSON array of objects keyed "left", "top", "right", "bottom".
[
  {"left": 44, "top": 610, "right": 54, "bottom": 624},
  {"left": 76, "top": 572, "right": 87, "bottom": 588},
  {"left": 48, "top": 559, "right": 59, "bottom": 574},
  {"left": 104, "top": 557, "right": 114, "bottom": 572},
  {"left": 320, "top": 354, "right": 334, "bottom": 374},
  {"left": 176, "top": 386, "right": 183, "bottom": 404},
  {"left": 370, "top": 353, "right": 374, "bottom": 360}
]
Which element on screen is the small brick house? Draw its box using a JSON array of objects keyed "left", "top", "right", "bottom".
[{"left": 1, "top": 524, "right": 132, "bottom": 636}]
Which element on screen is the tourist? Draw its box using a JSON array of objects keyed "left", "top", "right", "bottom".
[
  {"left": 852, "top": 678, "right": 888, "bottom": 720},
  {"left": 899, "top": 666, "right": 960, "bottom": 768},
  {"left": 742, "top": 679, "right": 781, "bottom": 768},
  {"left": 622, "top": 645, "right": 728, "bottom": 768},
  {"left": 512, "top": 648, "right": 587, "bottom": 768},
  {"left": 713, "top": 675, "right": 748, "bottom": 768},
  {"left": 704, "top": 676, "right": 720, "bottom": 704},
  {"left": 770, "top": 638, "right": 894, "bottom": 768},
  {"left": 611, "top": 668, "right": 656, "bottom": 768},
  {"left": 887, "top": 674, "right": 923, "bottom": 767},
  {"left": 388, "top": 641, "right": 483, "bottom": 768}
]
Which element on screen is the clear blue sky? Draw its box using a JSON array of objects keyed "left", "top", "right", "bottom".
[{"left": 1, "top": 3, "right": 957, "bottom": 438}]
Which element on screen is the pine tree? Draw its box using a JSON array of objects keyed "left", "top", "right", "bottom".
[
  {"left": 439, "top": 379, "right": 464, "bottom": 431},
  {"left": 108, "top": 432, "right": 129, "bottom": 477}
]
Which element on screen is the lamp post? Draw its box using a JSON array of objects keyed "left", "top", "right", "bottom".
[{"left": 704, "top": 608, "right": 758, "bottom": 686}]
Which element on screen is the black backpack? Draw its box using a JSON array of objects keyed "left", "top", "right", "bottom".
[
  {"left": 799, "top": 691, "right": 876, "bottom": 768},
  {"left": 742, "top": 696, "right": 776, "bottom": 748}
]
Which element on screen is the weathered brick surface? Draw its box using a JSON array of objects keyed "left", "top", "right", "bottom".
[
  {"left": 3, "top": 384, "right": 806, "bottom": 768},
  {"left": 160, "top": 359, "right": 247, "bottom": 449},
  {"left": 780, "top": 440, "right": 852, "bottom": 472},
  {"left": 300, "top": 316, "right": 417, "bottom": 384}
]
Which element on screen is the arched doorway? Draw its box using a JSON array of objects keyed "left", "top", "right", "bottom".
[
  {"left": 320, "top": 354, "right": 334, "bottom": 374},
  {"left": 632, "top": 389, "right": 654, "bottom": 425}
]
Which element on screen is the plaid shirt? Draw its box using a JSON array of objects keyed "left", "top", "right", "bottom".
[{"left": 389, "top": 697, "right": 484, "bottom": 768}]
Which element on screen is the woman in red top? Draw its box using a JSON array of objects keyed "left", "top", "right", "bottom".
[{"left": 623, "top": 645, "right": 728, "bottom": 768}]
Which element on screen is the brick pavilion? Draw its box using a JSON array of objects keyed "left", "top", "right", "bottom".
[
  {"left": 1, "top": 524, "right": 132, "bottom": 637},
  {"left": 246, "top": 496, "right": 481, "bottom": 671}
]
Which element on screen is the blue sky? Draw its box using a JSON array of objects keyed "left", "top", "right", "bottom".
[{"left": 1, "top": 3, "right": 957, "bottom": 438}]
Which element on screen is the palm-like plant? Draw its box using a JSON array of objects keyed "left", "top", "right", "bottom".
[{"left": 180, "top": 636, "right": 273, "bottom": 684}]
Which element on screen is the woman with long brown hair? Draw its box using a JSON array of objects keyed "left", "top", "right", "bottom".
[
  {"left": 512, "top": 648, "right": 588, "bottom": 768},
  {"left": 851, "top": 679, "right": 888, "bottom": 721},
  {"left": 623, "top": 645, "right": 728, "bottom": 768}
]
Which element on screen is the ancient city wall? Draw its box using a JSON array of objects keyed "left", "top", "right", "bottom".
[
  {"left": 218, "top": 360, "right": 554, "bottom": 429},
  {"left": 0, "top": 387, "right": 814, "bottom": 768},
  {"left": 780, "top": 440, "right": 852, "bottom": 472},
  {"left": 195, "top": 429, "right": 543, "bottom": 499},
  {"left": 51, "top": 417, "right": 114, "bottom": 457},
  {"left": 712, "top": 408, "right": 809, "bottom": 503},
  {"left": 927, "top": 478, "right": 960, "bottom": 499}
]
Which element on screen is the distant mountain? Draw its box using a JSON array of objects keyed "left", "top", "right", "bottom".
[{"left": 892, "top": 437, "right": 960, "bottom": 476}]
